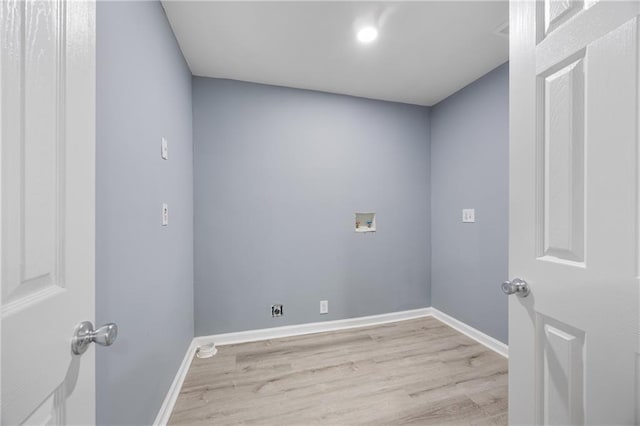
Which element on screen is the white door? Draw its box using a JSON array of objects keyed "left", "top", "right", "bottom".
[
  {"left": 1, "top": 0, "right": 97, "bottom": 424},
  {"left": 509, "top": 0, "right": 640, "bottom": 424}
]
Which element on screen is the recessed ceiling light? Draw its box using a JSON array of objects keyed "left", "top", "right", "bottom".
[{"left": 357, "top": 26, "right": 378, "bottom": 43}]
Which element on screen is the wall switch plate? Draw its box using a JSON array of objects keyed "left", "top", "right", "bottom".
[
  {"left": 462, "top": 208, "right": 475, "bottom": 223},
  {"left": 162, "top": 203, "right": 169, "bottom": 226},
  {"left": 161, "top": 137, "right": 168, "bottom": 160},
  {"left": 320, "top": 300, "right": 328, "bottom": 314}
]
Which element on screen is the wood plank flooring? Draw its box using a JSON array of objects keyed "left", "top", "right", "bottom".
[{"left": 169, "top": 317, "right": 508, "bottom": 425}]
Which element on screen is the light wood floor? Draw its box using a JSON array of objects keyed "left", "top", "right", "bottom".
[{"left": 169, "top": 317, "right": 508, "bottom": 425}]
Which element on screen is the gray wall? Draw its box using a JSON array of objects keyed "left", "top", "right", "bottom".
[
  {"left": 430, "top": 63, "right": 509, "bottom": 344},
  {"left": 193, "top": 78, "right": 431, "bottom": 336},
  {"left": 96, "top": 2, "right": 194, "bottom": 425}
]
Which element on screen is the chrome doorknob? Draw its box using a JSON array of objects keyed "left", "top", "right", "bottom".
[
  {"left": 71, "top": 321, "right": 118, "bottom": 355},
  {"left": 502, "top": 278, "right": 530, "bottom": 297}
]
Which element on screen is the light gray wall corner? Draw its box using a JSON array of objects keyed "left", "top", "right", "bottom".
[
  {"left": 425, "top": 107, "right": 432, "bottom": 306},
  {"left": 430, "top": 62, "right": 509, "bottom": 344},
  {"left": 96, "top": 1, "right": 194, "bottom": 424},
  {"left": 192, "top": 78, "right": 432, "bottom": 336}
]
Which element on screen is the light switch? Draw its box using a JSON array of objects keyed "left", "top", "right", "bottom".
[
  {"left": 462, "top": 208, "right": 475, "bottom": 223},
  {"left": 162, "top": 203, "right": 169, "bottom": 226},
  {"left": 161, "top": 137, "right": 168, "bottom": 160}
]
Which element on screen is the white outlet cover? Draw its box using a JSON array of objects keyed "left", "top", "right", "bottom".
[
  {"left": 320, "top": 300, "right": 328, "bottom": 314},
  {"left": 462, "top": 208, "right": 475, "bottom": 223},
  {"left": 162, "top": 203, "right": 169, "bottom": 226}
]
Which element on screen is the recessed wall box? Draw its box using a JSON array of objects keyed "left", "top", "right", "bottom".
[{"left": 355, "top": 212, "right": 376, "bottom": 233}]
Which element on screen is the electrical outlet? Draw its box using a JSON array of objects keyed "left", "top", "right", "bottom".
[
  {"left": 320, "top": 300, "right": 328, "bottom": 315},
  {"left": 162, "top": 203, "right": 169, "bottom": 226},
  {"left": 271, "top": 304, "right": 283, "bottom": 317},
  {"left": 462, "top": 208, "right": 475, "bottom": 223}
]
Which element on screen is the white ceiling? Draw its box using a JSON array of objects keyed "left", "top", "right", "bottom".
[{"left": 162, "top": 1, "right": 508, "bottom": 106}]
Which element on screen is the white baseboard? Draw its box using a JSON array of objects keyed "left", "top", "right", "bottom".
[
  {"left": 154, "top": 306, "right": 508, "bottom": 425},
  {"left": 430, "top": 308, "right": 508, "bottom": 358},
  {"left": 153, "top": 339, "right": 198, "bottom": 426},
  {"left": 193, "top": 307, "right": 434, "bottom": 347}
]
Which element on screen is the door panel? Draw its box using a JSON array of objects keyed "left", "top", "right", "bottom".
[
  {"left": 540, "top": 55, "right": 585, "bottom": 263},
  {"left": 536, "top": 314, "right": 586, "bottom": 424},
  {"left": 1, "top": 0, "right": 95, "bottom": 424},
  {"left": 3, "top": 0, "right": 64, "bottom": 303},
  {"left": 544, "top": 0, "right": 584, "bottom": 35},
  {"left": 510, "top": 1, "right": 640, "bottom": 424}
]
